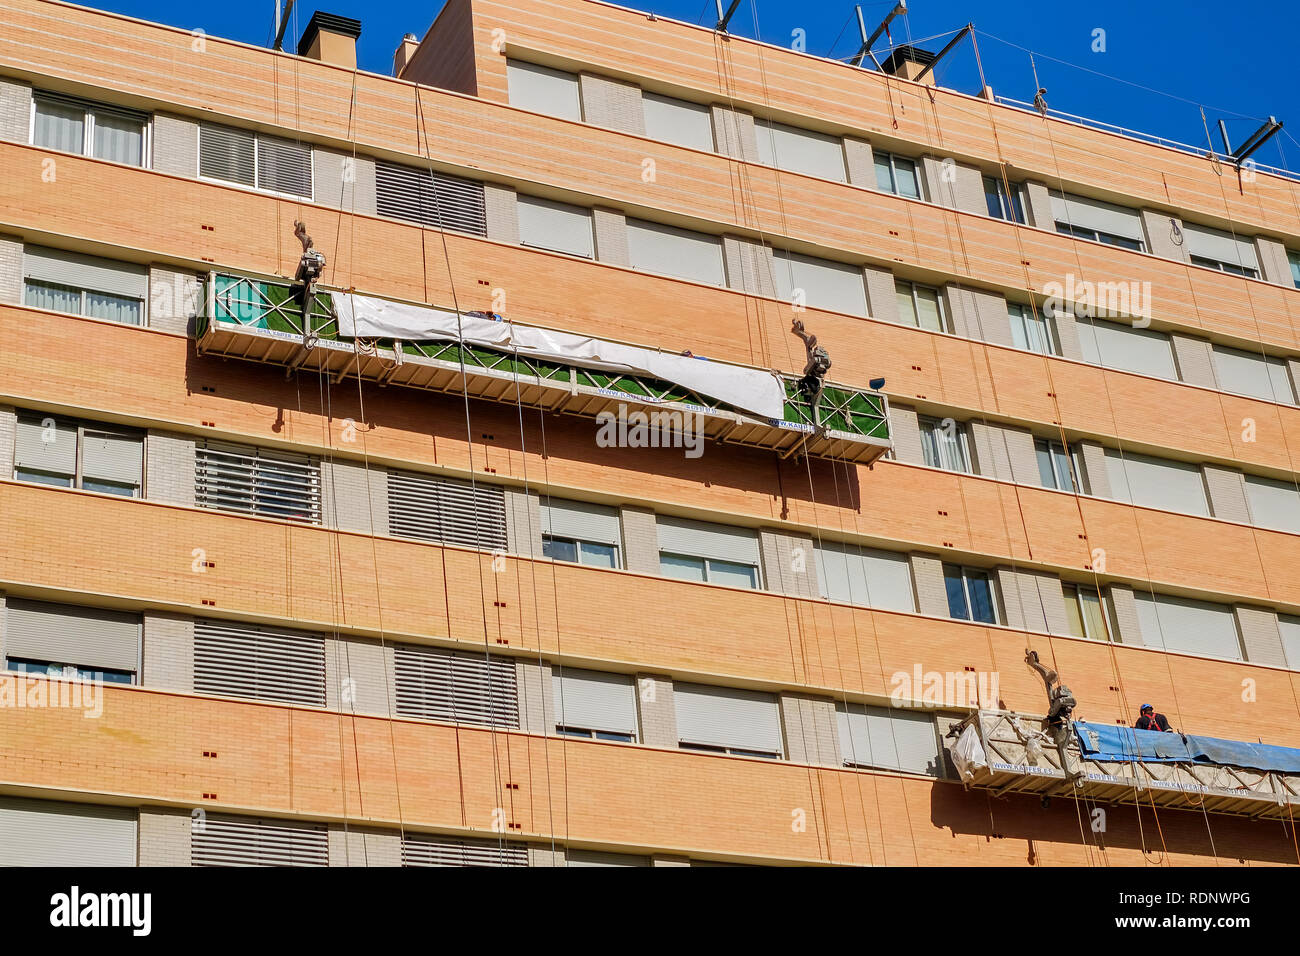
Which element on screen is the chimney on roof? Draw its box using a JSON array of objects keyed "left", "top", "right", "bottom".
[
  {"left": 881, "top": 44, "right": 936, "bottom": 86},
  {"left": 393, "top": 32, "right": 420, "bottom": 78},
  {"left": 298, "top": 11, "right": 362, "bottom": 69}
]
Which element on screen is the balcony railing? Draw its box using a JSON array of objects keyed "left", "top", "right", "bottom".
[{"left": 196, "top": 273, "right": 892, "bottom": 464}]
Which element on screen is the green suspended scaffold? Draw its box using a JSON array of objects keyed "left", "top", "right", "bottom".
[{"left": 196, "top": 273, "right": 892, "bottom": 464}]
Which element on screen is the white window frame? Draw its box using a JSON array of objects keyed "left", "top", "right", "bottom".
[
  {"left": 1054, "top": 220, "right": 1145, "bottom": 252},
  {"left": 1189, "top": 253, "right": 1259, "bottom": 279},
  {"left": 13, "top": 413, "right": 144, "bottom": 497},
  {"left": 874, "top": 150, "right": 922, "bottom": 199},
  {"left": 542, "top": 534, "right": 621, "bottom": 569},
  {"left": 943, "top": 564, "right": 1001, "bottom": 625},
  {"left": 659, "top": 551, "right": 761, "bottom": 589},
  {"left": 896, "top": 279, "right": 948, "bottom": 333},
  {"left": 1288, "top": 250, "right": 1300, "bottom": 290},
  {"left": 1062, "top": 583, "right": 1107, "bottom": 640},
  {"left": 29, "top": 93, "right": 152, "bottom": 168},
  {"left": 195, "top": 124, "right": 315, "bottom": 202},
  {"left": 1034, "top": 437, "right": 1084, "bottom": 493},
  {"left": 22, "top": 276, "right": 146, "bottom": 326},
  {"left": 1008, "top": 303, "right": 1057, "bottom": 355},
  {"left": 918, "top": 416, "right": 972, "bottom": 473},
  {"left": 983, "top": 175, "right": 1026, "bottom": 224}
]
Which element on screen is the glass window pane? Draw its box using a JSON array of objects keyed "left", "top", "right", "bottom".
[
  {"left": 944, "top": 565, "right": 969, "bottom": 620},
  {"left": 542, "top": 537, "right": 578, "bottom": 563},
  {"left": 983, "top": 176, "right": 1004, "bottom": 218},
  {"left": 84, "top": 291, "right": 142, "bottom": 325},
  {"left": 1289, "top": 252, "right": 1300, "bottom": 289},
  {"left": 33, "top": 98, "right": 85, "bottom": 153},
  {"left": 578, "top": 541, "right": 617, "bottom": 568},
  {"left": 660, "top": 553, "right": 707, "bottom": 582},
  {"left": 874, "top": 154, "right": 894, "bottom": 192},
  {"left": 1062, "top": 586, "right": 1086, "bottom": 638},
  {"left": 1051, "top": 444, "right": 1076, "bottom": 492},
  {"left": 965, "top": 571, "right": 996, "bottom": 623},
  {"left": 894, "top": 158, "right": 920, "bottom": 198},
  {"left": 707, "top": 559, "right": 758, "bottom": 589},
  {"left": 24, "top": 279, "right": 83, "bottom": 314},
  {"left": 15, "top": 469, "right": 74, "bottom": 487},
  {"left": 895, "top": 282, "right": 917, "bottom": 327},
  {"left": 1080, "top": 588, "right": 1107, "bottom": 640},
  {"left": 919, "top": 420, "right": 941, "bottom": 469},
  {"left": 81, "top": 478, "right": 137, "bottom": 497},
  {"left": 1035, "top": 439, "right": 1058, "bottom": 489},
  {"left": 91, "top": 111, "right": 144, "bottom": 165},
  {"left": 914, "top": 286, "right": 943, "bottom": 332}
]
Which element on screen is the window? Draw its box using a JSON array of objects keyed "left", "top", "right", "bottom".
[
  {"left": 31, "top": 92, "right": 147, "bottom": 166},
  {"left": 815, "top": 541, "right": 916, "bottom": 612},
  {"left": 1050, "top": 190, "right": 1145, "bottom": 251},
  {"left": 755, "top": 120, "right": 846, "bottom": 181},
  {"left": 874, "top": 150, "right": 921, "bottom": 198},
  {"left": 22, "top": 245, "right": 147, "bottom": 325},
  {"left": 1063, "top": 584, "right": 1107, "bottom": 640},
  {"left": 1076, "top": 318, "right": 1178, "bottom": 380},
  {"left": 402, "top": 834, "right": 528, "bottom": 867},
  {"left": 0, "top": 798, "right": 136, "bottom": 867},
  {"left": 394, "top": 644, "right": 520, "bottom": 728},
  {"left": 192, "top": 816, "right": 328, "bottom": 868},
  {"left": 199, "top": 123, "right": 312, "bottom": 198},
  {"left": 895, "top": 280, "right": 947, "bottom": 332},
  {"left": 836, "top": 704, "right": 942, "bottom": 776},
  {"left": 1212, "top": 345, "right": 1296, "bottom": 404},
  {"left": 195, "top": 442, "right": 321, "bottom": 523},
  {"left": 375, "top": 161, "right": 487, "bottom": 236},
  {"left": 540, "top": 498, "right": 620, "bottom": 568},
  {"left": 517, "top": 196, "right": 594, "bottom": 258},
  {"left": 553, "top": 668, "right": 638, "bottom": 742},
  {"left": 1008, "top": 303, "right": 1057, "bottom": 355},
  {"left": 983, "top": 175, "right": 1026, "bottom": 224},
  {"left": 674, "top": 683, "right": 783, "bottom": 758},
  {"left": 4, "top": 600, "right": 140, "bottom": 685},
  {"left": 506, "top": 60, "right": 582, "bottom": 121},
  {"left": 1104, "top": 448, "right": 1210, "bottom": 517},
  {"left": 194, "top": 619, "right": 325, "bottom": 705},
  {"left": 387, "top": 470, "right": 507, "bottom": 550},
  {"left": 1279, "top": 615, "right": 1300, "bottom": 670},
  {"left": 656, "top": 516, "right": 761, "bottom": 589},
  {"left": 918, "top": 416, "right": 972, "bottom": 473},
  {"left": 1135, "top": 592, "right": 1242, "bottom": 660},
  {"left": 567, "top": 850, "right": 651, "bottom": 867},
  {"left": 944, "top": 565, "right": 999, "bottom": 624},
  {"left": 626, "top": 220, "right": 726, "bottom": 286},
  {"left": 1184, "top": 223, "right": 1260, "bottom": 278},
  {"left": 1035, "top": 438, "right": 1083, "bottom": 493},
  {"left": 642, "top": 92, "right": 714, "bottom": 151},
  {"left": 1289, "top": 251, "right": 1300, "bottom": 289},
  {"left": 771, "top": 249, "right": 867, "bottom": 316},
  {"left": 13, "top": 413, "right": 143, "bottom": 496},
  {"left": 1244, "top": 474, "right": 1300, "bottom": 534}
]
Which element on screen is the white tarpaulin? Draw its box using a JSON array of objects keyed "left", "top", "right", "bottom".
[
  {"left": 332, "top": 293, "right": 786, "bottom": 420},
  {"left": 950, "top": 724, "right": 987, "bottom": 782}
]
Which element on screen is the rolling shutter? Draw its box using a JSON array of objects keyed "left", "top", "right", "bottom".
[
  {"left": 567, "top": 850, "right": 650, "bottom": 867},
  {"left": 5, "top": 600, "right": 139, "bottom": 673},
  {"left": 540, "top": 498, "right": 620, "bottom": 545},
  {"left": 387, "top": 470, "right": 507, "bottom": 550},
  {"left": 375, "top": 160, "right": 487, "bottom": 236},
  {"left": 506, "top": 60, "right": 582, "bottom": 121},
  {"left": 1245, "top": 474, "right": 1300, "bottom": 533},
  {"left": 394, "top": 644, "right": 519, "bottom": 727},
  {"left": 517, "top": 196, "right": 594, "bottom": 257},
  {"left": 192, "top": 815, "right": 328, "bottom": 867},
  {"left": 1076, "top": 319, "right": 1178, "bottom": 380},
  {"left": 836, "top": 704, "right": 941, "bottom": 776},
  {"left": 1212, "top": 345, "right": 1295, "bottom": 404},
  {"left": 195, "top": 442, "right": 321, "bottom": 524},
  {"left": 656, "top": 516, "right": 759, "bottom": 566},
  {"left": 1184, "top": 223, "right": 1260, "bottom": 273},
  {"left": 81, "top": 428, "right": 143, "bottom": 488},
  {"left": 23, "top": 245, "right": 147, "bottom": 300},
  {"left": 755, "top": 120, "right": 846, "bottom": 181},
  {"left": 1105, "top": 449, "right": 1209, "bottom": 516},
  {"left": 815, "top": 542, "right": 915, "bottom": 612},
  {"left": 0, "top": 798, "right": 136, "bottom": 866},
  {"left": 1049, "top": 190, "right": 1144, "bottom": 243},
  {"left": 674, "top": 683, "right": 782, "bottom": 754},
  {"left": 255, "top": 133, "right": 312, "bottom": 198},
  {"left": 553, "top": 668, "right": 638, "bottom": 736},
  {"left": 14, "top": 414, "right": 77, "bottom": 477},
  {"left": 772, "top": 250, "right": 867, "bottom": 316},
  {"left": 642, "top": 92, "right": 714, "bottom": 151},
  {"left": 1135, "top": 592, "right": 1242, "bottom": 660},
  {"left": 402, "top": 834, "right": 527, "bottom": 867},
  {"left": 199, "top": 123, "right": 255, "bottom": 186},
  {"left": 193, "top": 619, "right": 326, "bottom": 705},
  {"left": 626, "top": 219, "right": 725, "bottom": 286}
]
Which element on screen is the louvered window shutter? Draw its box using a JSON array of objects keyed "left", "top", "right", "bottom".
[
  {"left": 387, "top": 470, "right": 507, "bottom": 549},
  {"left": 194, "top": 619, "right": 326, "bottom": 705},
  {"left": 0, "top": 797, "right": 136, "bottom": 866},
  {"left": 394, "top": 645, "right": 519, "bottom": 728},
  {"left": 5, "top": 599, "right": 139, "bottom": 674},
  {"left": 401, "top": 834, "right": 527, "bottom": 867},
  {"left": 375, "top": 161, "right": 487, "bottom": 236},
  {"left": 192, "top": 815, "right": 328, "bottom": 867},
  {"left": 256, "top": 133, "right": 313, "bottom": 198},
  {"left": 199, "top": 123, "right": 255, "bottom": 186},
  {"left": 196, "top": 443, "right": 322, "bottom": 524}
]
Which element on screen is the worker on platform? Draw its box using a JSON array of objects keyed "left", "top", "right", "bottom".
[{"left": 1134, "top": 703, "right": 1172, "bottom": 732}]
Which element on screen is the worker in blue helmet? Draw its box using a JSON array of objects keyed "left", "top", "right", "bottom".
[{"left": 1134, "top": 703, "right": 1172, "bottom": 732}]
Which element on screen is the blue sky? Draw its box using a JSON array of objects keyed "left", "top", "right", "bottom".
[{"left": 88, "top": 0, "right": 1299, "bottom": 169}]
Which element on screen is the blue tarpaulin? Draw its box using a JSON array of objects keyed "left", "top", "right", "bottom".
[{"left": 1074, "top": 722, "right": 1300, "bottom": 774}]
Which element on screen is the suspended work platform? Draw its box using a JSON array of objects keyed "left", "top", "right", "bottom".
[
  {"left": 195, "top": 273, "right": 892, "bottom": 464},
  {"left": 948, "top": 710, "right": 1300, "bottom": 822}
]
